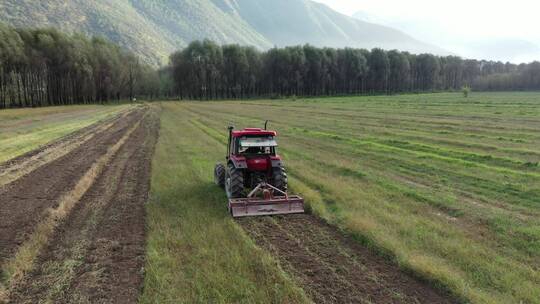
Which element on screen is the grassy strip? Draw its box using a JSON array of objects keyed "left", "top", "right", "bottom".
[
  {"left": 0, "top": 105, "right": 130, "bottom": 163},
  {"left": 0, "top": 119, "right": 120, "bottom": 187},
  {"left": 140, "top": 103, "right": 309, "bottom": 303}
]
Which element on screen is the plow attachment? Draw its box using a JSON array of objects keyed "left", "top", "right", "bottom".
[{"left": 228, "top": 183, "right": 305, "bottom": 218}]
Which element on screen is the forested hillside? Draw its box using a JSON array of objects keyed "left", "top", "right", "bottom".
[
  {"left": 0, "top": 0, "right": 442, "bottom": 65},
  {"left": 0, "top": 24, "right": 158, "bottom": 109}
]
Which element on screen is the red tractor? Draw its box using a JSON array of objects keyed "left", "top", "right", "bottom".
[{"left": 214, "top": 123, "right": 304, "bottom": 217}]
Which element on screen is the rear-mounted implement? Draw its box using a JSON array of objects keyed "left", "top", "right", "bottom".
[{"left": 228, "top": 183, "right": 305, "bottom": 218}]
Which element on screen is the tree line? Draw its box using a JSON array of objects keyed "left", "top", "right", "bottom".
[
  {"left": 168, "top": 40, "right": 540, "bottom": 100},
  {"left": 2, "top": 23, "right": 540, "bottom": 109},
  {"left": 0, "top": 24, "right": 159, "bottom": 109}
]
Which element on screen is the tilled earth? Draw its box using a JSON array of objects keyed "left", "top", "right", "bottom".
[
  {"left": 240, "top": 214, "right": 456, "bottom": 304},
  {"left": 0, "top": 106, "right": 159, "bottom": 303}
]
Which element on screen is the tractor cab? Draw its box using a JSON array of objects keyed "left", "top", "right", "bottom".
[
  {"left": 227, "top": 128, "right": 282, "bottom": 172},
  {"left": 236, "top": 136, "right": 277, "bottom": 156},
  {"left": 229, "top": 128, "right": 277, "bottom": 156}
]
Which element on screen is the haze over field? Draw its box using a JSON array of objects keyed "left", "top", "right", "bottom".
[{"left": 316, "top": 0, "right": 540, "bottom": 63}]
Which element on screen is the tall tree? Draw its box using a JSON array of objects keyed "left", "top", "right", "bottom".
[
  {"left": 388, "top": 50, "right": 410, "bottom": 93},
  {"left": 368, "top": 48, "right": 390, "bottom": 93}
]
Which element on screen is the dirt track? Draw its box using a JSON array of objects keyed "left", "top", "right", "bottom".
[
  {"left": 0, "top": 106, "right": 159, "bottom": 303},
  {"left": 240, "top": 214, "right": 456, "bottom": 304}
]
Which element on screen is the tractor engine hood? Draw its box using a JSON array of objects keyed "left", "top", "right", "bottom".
[{"left": 246, "top": 157, "right": 270, "bottom": 171}]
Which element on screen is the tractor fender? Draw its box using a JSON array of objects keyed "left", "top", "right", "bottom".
[
  {"left": 271, "top": 159, "right": 282, "bottom": 168},
  {"left": 270, "top": 155, "right": 283, "bottom": 168},
  {"left": 229, "top": 155, "right": 248, "bottom": 169}
]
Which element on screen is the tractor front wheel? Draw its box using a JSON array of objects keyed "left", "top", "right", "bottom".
[
  {"left": 214, "top": 163, "right": 225, "bottom": 188},
  {"left": 226, "top": 164, "right": 244, "bottom": 198}
]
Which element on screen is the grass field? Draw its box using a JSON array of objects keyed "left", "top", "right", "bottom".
[
  {"left": 0, "top": 104, "right": 131, "bottom": 163},
  {"left": 1, "top": 93, "right": 539, "bottom": 303},
  {"left": 144, "top": 92, "right": 540, "bottom": 304}
]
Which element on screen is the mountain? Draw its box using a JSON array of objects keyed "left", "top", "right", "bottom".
[
  {"left": 0, "top": 0, "right": 271, "bottom": 66},
  {"left": 233, "top": 0, "right": 446, "bottom": 54},
  {"left": 353, "top": 10, "right": 540, "bottom": 63},
  {"left": 453, "top": 39, "right": 540, "bottom": 63},
  {"left": 0, "top": 0, "right": 445, "bottom": 65}
]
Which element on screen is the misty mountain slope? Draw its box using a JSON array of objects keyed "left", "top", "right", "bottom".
[
  {"left": 0, "top": 0, "right": 445, "bottom": 65},
  {"left": 353, "top": 10, "right": 540, "bottom": 63},
  {"left": 0, "top": 0, "right": 172, "bottom": 65},
  {"left": 455, "top": 38, "right": 540, "bottom": 63},
  {"left": 129, "top": 0, "right": 272, "bottom": 51},
  {"left": 233, "top": 0, "right": 445, "bottom": 54},
  {"left": 0, "top": 0, "right": 271, "bottom": 65}
]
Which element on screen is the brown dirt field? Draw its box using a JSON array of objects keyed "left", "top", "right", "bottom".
[
  {"left": 0, "top": 108, "right": 144, "bottom": 268},
  {"left": 0, "top": 106, "right": 159, "bottom": 303},
  {"left": 0, "top": 108, "right": 132, "bottom": 187},
  {"left": 240, "top": 214, "right": 457, "bottom": 304}
]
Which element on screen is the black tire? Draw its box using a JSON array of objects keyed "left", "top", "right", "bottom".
[
  {"left": 272, "top": 166, "right": 288, "bottom": 193},
  {"left": 226, "top": 163, "right": 244, "bottom": 199},
  {"left": 214, "top": 163, "right": 225, "bottom": 188}
]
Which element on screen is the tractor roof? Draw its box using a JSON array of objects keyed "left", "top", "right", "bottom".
[{"left": 232, "top": 128, "right": 277, "bottom": 137}]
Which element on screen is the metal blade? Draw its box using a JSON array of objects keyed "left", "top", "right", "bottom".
[{"left": 229, "top": 196, "right": 305, "bottom": 218}]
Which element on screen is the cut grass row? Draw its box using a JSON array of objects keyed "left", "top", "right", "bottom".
[{"left": 168, "top": 92, "right": 540, "bottom": 303}]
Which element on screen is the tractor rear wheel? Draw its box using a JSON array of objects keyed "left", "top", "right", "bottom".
[
  {"left": 214, "top": 163, "right": 225, "bottom": 188},
  {"left": 272, "top": 166, "right": 288, "bottom": 193},
  {"left": 226, "top": 164, "right": 244, "bottom": 198}
]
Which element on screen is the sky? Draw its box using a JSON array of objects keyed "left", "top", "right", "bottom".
[{"left": 314, "top": 0, "right": 540, "bottom": 62}]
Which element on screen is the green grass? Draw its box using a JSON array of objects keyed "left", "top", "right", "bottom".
[
  {"left": 140, "top": 104, "right": 309, "bottom": 303},
  {"left": 0, "top": 104, "right": 130, "bottom": 163},
  {"left": 146, "top": 92, "right": 540, "bottom": 304}
]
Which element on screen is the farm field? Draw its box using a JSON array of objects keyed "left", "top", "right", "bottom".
[
  {"left": 144, "top": 92, "right": 540, "bottom": 304},
  {"left": 0, "top": 104, "right": 131, "bottom": 164},
  {"left": 0, "top": 105, "right": 158, "bottom": 303},
  {"left": 0, "top": 92, "right": 539, "bottom": 303},
  {"left": 142, "top": 101, "right": 450, "bottom": 304}
]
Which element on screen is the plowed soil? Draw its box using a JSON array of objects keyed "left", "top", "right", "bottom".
[
  {"left": 240, "top": 214, "right": 456, "bottom": 304},
  {"left": 0, "top": 108, "right": 131, "bottom": 187},
  {"left": 0, "top": 106, "right": 159, "bottom": 303}
]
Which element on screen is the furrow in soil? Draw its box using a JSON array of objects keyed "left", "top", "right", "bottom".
[
  {"left": 6, "top": 107, "right": 159, "bottom": 304},
  {"left": 240, "top": 214, "right": 456, "bottom": 304},
  {"left": 0, "top": 108, "right": 145, "bottom": 269}
]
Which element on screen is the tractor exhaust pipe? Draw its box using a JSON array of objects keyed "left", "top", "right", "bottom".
[{"left": 227, "top": 125, "right": 234, "bottom": 159}]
